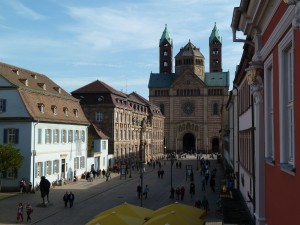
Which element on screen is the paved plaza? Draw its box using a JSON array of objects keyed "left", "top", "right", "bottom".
[{"left": 0, "top": 154, "right": 224, "bottom": 225}]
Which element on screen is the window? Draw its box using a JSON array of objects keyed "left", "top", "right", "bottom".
[
  {"left": 279, "top": 29, "right": 294, "bottom": 168},
  {"left": 75, "top": 130, "right": 79, "bottom": 141},
  {"left": 163, "top": 50, "right": 168, "bottom": 56},
  {"left": 68, "top": 130, "right": 73, "bottom": 143},
  {"left": 37, "top": 162, "right": 43, "bottom": 177},
  {"left": 51, "top": 105, "right": 57, "bottom": 115},
  {"left": 53, "top": 160, "right": 59, "bottom": 174},
  {"left": 63, "top": 107, "right": 68, "bottom": 116},
  {"left": 0, "top": 99, "right": 6, "bottom": 113},
  {"left": 95, "top": 112, "right": 103, "bottom": 122},
  {"left": 102, "top": 141, "right": 107, "bottom": 150},
  {"left": 6, "top": 167, "right": 17, "bottom": 179},
  {"left": 73, "top": 109, "right": 78, "bottom": 117},
  {"left": 38, "top": 103, "right": 45, "bottom": 113},
  {"left": 38, "top": 129, "right": 42, "bottom": 144},
  {"left": 80, "top": 156, "right": 85, "bottom": 168},
  {"left": 45, "top": 129, "right": 52, "bottom": 144},
  {"left": 81, "top": 130, "right": 85, "bottom": 142},
  {"left": 164, "top": 61, "right": 168, "bottom": 67},
  {"left": 264, "top": 55, "right": 274, "bottom": 161},
  {"left": 62, "top": 130, "right": 67, "bottom": 143},
  {"left": 53, "top": 129, "right": 59, "bottom": 144},
  {"left": 213, "top": 103, "right": 219, "bottom": 115},
  {"left": 3, "top": 128, "right": 19, "bottom": 144},
  {"left": 160, "top": 104, "right": 165, "bottom": 115},
  {"left": 46, "top": 161, "right": 52, "bottom": 175},
  {"left": 74, "top": 157, "right": 79, "bottom": 170}
]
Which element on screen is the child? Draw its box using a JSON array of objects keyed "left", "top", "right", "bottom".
[
  {"left": 25, "top": 203, "right": 33, "bottom": 222},
  {"left": 16, "top": 203, "right": 23, "bottom": 222}
]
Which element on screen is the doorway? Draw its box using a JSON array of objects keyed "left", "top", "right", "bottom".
[
  {"left": 212, "top": 138, "right": 219, "bottom": 153},
  {"left": 183, "top": 133, "right": 195, "bottom": 153}
]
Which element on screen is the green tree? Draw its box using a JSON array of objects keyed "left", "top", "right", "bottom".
[{"left": 0, "top": 144, "right": 24, "bottom": 191}]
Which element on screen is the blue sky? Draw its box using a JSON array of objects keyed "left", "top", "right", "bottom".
[{"left": 0, "top": 0, "right": 244, "bottom": 99}]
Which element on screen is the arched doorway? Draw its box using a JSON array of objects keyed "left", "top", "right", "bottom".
[
  {"left": 212, "top": 138, "right": 219, "bottom": 153},
  {"left": 183, "top": 133, "right": 195, "bottom": 153}
]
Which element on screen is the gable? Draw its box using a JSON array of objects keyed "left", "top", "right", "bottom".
[
  {"left": 170, "top": 69, "right": 206, "bottom": 90},
  {"left": 0, "top": 76, "right": 15, "bottom": 87}
]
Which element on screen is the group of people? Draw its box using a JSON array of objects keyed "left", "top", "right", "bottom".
[
  {"left": 16, "top": 202, "right": 33, "bottom": 223},
  {"left": 63, "top": 191, "right": 75, "bottom": 208},
  {"left": 19, "top": 179, "right": 32, "bottom": 193},
  {"left": 136, "top": 184, "right": 150, "bottom": 199}
]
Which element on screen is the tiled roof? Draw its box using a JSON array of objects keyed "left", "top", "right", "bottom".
[
  {"left": 0, "top": 61, "right": 89, "bottom": 125},
  {"left": 90, "top": 123, "right": 109, "bottom": 139},
  {"left": 204, "top": 72, "right": 229, "bottom": 87},
  {"left": 72, "top": 80, "right": 127, "bottom": 98},
  {"left": 175, "top": 41, "right": 204, "bottom": 58},
  {"left": 148, "top": 72, "right": 177, "bottom": 88}
]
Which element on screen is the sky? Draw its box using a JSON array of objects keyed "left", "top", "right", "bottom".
[{"left": 0, "top": 0, "right": 245, "bottom": 99}]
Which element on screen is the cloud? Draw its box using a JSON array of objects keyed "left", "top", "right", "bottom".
[{"left": 7, "top": 1, "right": 45, "bottom": 20}]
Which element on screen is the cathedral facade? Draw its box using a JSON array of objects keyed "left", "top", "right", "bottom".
[{"left": 148, "top": 24, "right": 229, "bottom": 155}]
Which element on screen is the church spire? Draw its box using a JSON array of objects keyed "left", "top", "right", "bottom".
[
  {"left": 159, "top": 24, "right": 173, "bottom": 46},
  {"left": 159, "top": 24, "right": 173, "bottom": 74},
  {"left": 209, "top": 22, "right": 222, "bottom": 44},
  {"left": 209, "top": 22, "right": 222, "bottom": 72}
]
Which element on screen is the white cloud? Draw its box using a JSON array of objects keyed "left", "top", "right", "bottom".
[{"left": 7, "top": 1, "right": 45, "bottom": 20}]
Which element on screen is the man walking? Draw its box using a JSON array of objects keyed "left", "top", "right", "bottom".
[{"left": 68, "top": 192, "right": 75, "bottom": 208}]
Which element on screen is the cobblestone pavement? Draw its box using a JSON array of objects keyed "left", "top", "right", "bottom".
[{"left": 0, "top": 154, "right": 225, "bottom": 225}]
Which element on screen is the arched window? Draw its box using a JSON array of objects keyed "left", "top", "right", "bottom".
[
  {"left": 213, "top": 103, "right": 219, "bottom": 115},
  {"left": 163, "top": 50, "right": 168, "bottom": 56},
  {"left": 160, "top": 104, "right": 165, "bottom": 115},
  {"left": 164, "top": 61, "right": 168, "bottom": 67}
]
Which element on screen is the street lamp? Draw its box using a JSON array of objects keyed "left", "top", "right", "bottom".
[
  {"left": 170, "top": 154, "right": 174, "bottom": 190},
  {"left": 129, "top": 149, "right": 132, "bottom": 178},
  {"left": 164, "top": 146, "right": 166, "bottom": 157}
]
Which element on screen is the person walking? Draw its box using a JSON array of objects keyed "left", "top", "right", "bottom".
[
  {"left": 175, "top": 187, "right": 180, "bottom": 200},
  {"left": 202, "top": 195, "right": 209, "bottom": 213},
  {"left": 102, "top": 169, "right": 105, "bottom": 178},
  {"left": 189, "top": 182, "right": 195, "bottom": 199},
  {"left": 201, "top": 176, "right": 206, "bottom": 191},
  {"left": 143, "top": 185, "right": 149, "bottom": 199},
  {"left": 16, "top": 203, "right": 23, "bottom": 223},
  {"left": 63, "top": 191, "right": 69, "bottom": 207},
  {"left": 25, "top": 203, "right": 33, "bottom": 222},
  {"left": 137, "top": 185, "right": 142, "bottom": 199},
  {"left": 180, "top": 186, "right": 185, "bottom": 200},
  {"left": 68, "top": 191, "right": 75, "bottom": 208}
]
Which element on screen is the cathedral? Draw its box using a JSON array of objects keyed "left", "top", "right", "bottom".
[{"left": 148, "top": 24, "right": 229, "bottom": 155}]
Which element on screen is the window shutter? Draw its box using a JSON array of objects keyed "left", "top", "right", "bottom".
[
  {"left": 15, "top": 129, "right": 19, "bottom": 144},
  {"left": 3, "top": 129, "right": 7, "bottom": 144},
  {"left": 43, "top": 162, "right": 47, "bottom": 176},
  {"left": 34, "top": 163, "right": 37, "bottom": 178},
  {"left": 50, "top": 130, "right": 52, "bottom": 144},
  {"left": 50, "top": 161, "right": 52, "bottom": 175},
  {"left": 38, "top": 129, "right": 42, "bottom": 144},
  {"left": 3, "top": 99, "right": 6, "bottom": 112}
]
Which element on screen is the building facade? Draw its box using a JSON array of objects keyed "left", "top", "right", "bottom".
[
  {"left": 148, "top": 24, "right": 229, "bottom": 155},
  {"left": 71, "top": 80, "right": 165, "bottom": 165},
  {"left": 231, "top": 1, "right": 300, "bottom": 224},
  {"left": 0, "top": 62, "right": 89, "bottom": 191}
]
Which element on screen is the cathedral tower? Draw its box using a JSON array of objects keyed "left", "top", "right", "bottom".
[
  {"left": 209, "top": 23, "right": 222, "bottom": 72},
  {"left": 159, "top": 24, "right": 173, "bottom": 74}
]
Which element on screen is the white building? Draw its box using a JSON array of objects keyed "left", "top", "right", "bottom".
[{"left": 0, "top": 62, "right": 89, "bottom": 191}]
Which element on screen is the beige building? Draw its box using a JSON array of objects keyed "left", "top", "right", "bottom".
[
  {"left": 148, "top": 24, "right": 229, "bottom": 155},
  {"left": 72, "top": 80, "right": 164, "bottom": 164}
]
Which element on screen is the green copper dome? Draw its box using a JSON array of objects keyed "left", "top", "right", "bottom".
[
  {"left": 160, "top": 24, "right": 173, "bottom": 46},
  {"left": 209, "top": 22, "right": 222, "bottom": 44}
]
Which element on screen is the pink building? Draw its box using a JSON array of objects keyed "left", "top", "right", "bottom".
[{"left": 232, "top": 1, "right": 300, "bottom": 225}]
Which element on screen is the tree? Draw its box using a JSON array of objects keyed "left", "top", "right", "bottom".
[{"left": 0, "top": 144, "right": 24, "bottom": 191}]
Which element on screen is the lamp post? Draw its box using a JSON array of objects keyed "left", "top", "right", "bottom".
[
  {"left": 164, "top": 146, "right": 166, "bottom": 158},
  {"left": 129, "top": 149, "right": 132, "bottom": 178},
  {"left": 139, "top": 161, "right": 144, "bottom": 207},
  {"left": 170, "top": 154, "right": 174, "bottom": 190},
  {"left": 32, "top": 150, "right": 36, "bottom": 193}
]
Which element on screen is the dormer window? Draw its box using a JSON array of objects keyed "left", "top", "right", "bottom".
[
  {"left": 37, "top": 103, "right": 45, "bottom": 113},
  {"left": 53, "top": 87, "right": 61, "bottom": 93},
  {"left": 51, "top": 105, "right": 57, "bottom": 115},
  {"left": 63, "top": 107, "right": 68, "bottom": 116},
  {"left": 19, "top": 79, "right": 28, "bottom": 86},
  {"left": 73, "top": 109, "right": 78, "bottom": 117},
  {"left": 31, "top": 74, "right": 37, "bottom": 79},
  {"left": 12, "top": 69, "right": 19, "bottom": 75},
  {"left": 38, "top": 83, "right": 46, "bottom": 90}
]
